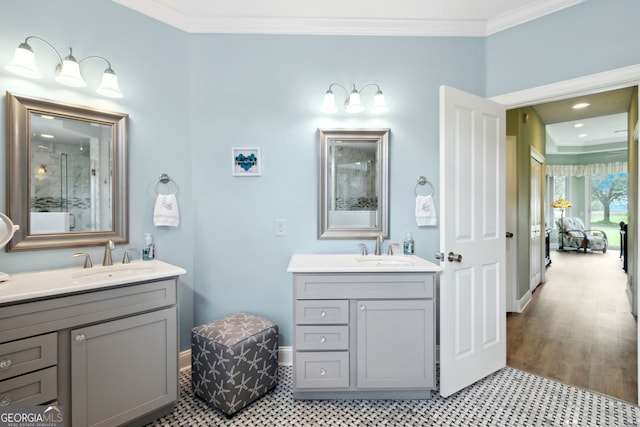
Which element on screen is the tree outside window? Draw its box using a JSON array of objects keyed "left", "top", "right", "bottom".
[{"left": 590, "top": 173, "right": 628, "bottom": 224}]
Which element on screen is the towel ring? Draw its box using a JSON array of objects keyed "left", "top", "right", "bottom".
[
  {"left": 414, "top": 176, "right": 434, "bottom": 197},
  {"left": 155, "top": 173, "right": 179, "bottom": 195}
]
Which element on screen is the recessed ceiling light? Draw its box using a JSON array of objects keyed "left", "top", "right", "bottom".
[
  {"left": 578, "top": 133, "right": 587, "bottom": 138},
  {"left": 574, "top": 123, "right": 584, "bottom": 128},
  {"left": 572, "top": 102, "right": 590, "bottom": 109}
]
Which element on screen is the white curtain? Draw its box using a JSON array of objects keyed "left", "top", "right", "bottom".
[{"left": 546, "top": 161, "right": 627, "bottom": 177}]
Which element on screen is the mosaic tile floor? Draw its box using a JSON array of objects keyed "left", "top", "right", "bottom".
[{"left": 147, "top": 366, "right": 640, "bottom": 426}]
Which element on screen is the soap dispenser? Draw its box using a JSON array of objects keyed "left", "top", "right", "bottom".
[
  {"left": 403, "top": 232, "right": 415, "bottom": 255},
  {"left": 142, "top": 233, "right": 155, "bottom": 261}
]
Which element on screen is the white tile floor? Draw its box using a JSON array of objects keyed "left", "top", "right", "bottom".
[{"left": 147, "top": 366, "right": 640, "bottom": 426}]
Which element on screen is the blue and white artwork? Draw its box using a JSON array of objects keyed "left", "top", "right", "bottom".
[{"left": 232, "top": 148, "right": 261, "bottom": 176}]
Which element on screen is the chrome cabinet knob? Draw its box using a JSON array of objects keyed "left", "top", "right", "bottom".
[
  {"left": 320, "top": 311, "right": 326, "bottom": 318},
  {"left": 0, "top": 396, "right": 10, "bottom": 406},
  {"left": 0, "top": 359, "right": 11, "bottom": 369},
  {"left": 320, "top": 336, "right": 326, "bottom": 344},
  {"left": 75, "top": 334, "right": 86, "bottom": 342},
  {"left": 320, "top": 368, "right": 326, "bottom": 376}
]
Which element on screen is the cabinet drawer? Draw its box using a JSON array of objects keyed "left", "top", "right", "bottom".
[
  {"left": 295, "top": 300, "right": 348, "bottom": 325},
  {"left": 295, "top": 352, "right": 349, "bottom": 389},
  {"left": 295, "top": 326, "right": 349, "bottom": 350},
  {"left": 0, "top": 333, "right": 57, "bottom": 381},
  {"left": 0, "top": 366, "right": 57, "bottom": 406},
  {"left": 295, "top": 273, "right": 434, "bottom": 299}
]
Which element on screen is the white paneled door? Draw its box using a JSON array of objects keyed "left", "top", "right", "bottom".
[{"left": 438, "top": 85, "right": 506, "bottom": 397}]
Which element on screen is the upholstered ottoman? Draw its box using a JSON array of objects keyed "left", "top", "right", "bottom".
[{"left": 191, "top": 312, "right": 279, "bottom": 416}]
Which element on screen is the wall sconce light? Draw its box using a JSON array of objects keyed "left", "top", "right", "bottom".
[
  {"left": 37, "top": 165, "right": 47, "bottom": 175},
  {"left": 6, "top": 36, "right": 123, "bottom": 99},
  {"left": 321, "top": 83, "right": 389, "bottom": 114}
]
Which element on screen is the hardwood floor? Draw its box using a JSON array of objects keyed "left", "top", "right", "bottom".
[{"left": 507, "top": 249, "right": 638, "bottom": 404}]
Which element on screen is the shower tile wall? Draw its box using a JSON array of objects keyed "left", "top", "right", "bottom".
[
  {"left": 31, "top": 142, "right": 92, "bottom": 232},
  {"left": 334, "top": 145, "right": 377, "bottom": 210}
]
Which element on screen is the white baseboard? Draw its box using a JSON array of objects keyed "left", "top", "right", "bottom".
[
  {"left": 180, "top": 350, "right": 191, "bottom": 371},
  {"left": 180, "top": 346, "right": 294, "bottom": 371},
  {"left": 517, "top": 290, "right": 532, "bottom": 312}
]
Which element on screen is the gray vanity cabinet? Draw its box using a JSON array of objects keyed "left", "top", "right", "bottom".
[
  {"left": 71, "top": 307, "right": 177, "bottom": 427},
  {"left": 356, "top": 299, "right": 433, "bottom": 389},
  {"left": 292, "top": 272, "right": 436, "bottom": 399},
  {"left": 0, "top": 277, "right": 179, "bottom": 427}
]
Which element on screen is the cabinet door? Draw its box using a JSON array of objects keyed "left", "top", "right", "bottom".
[
  {"left": 356, "top": 299, "right": 434, "bottom": 389},
  {"left": 71, "top": 307, "right": 177, "bottom": 427}
]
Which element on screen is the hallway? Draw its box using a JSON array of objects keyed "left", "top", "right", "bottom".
[{"left": 507, "top": 249, "right": 637, "bottom": 403}]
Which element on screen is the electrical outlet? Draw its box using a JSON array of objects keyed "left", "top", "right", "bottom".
[{"left": 275, "top": 219, "right": 287, "bottom": 236}]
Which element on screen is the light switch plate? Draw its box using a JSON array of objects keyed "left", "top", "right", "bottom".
[{"left": 275, "top": 219, "right": 287, "bottom": 236}]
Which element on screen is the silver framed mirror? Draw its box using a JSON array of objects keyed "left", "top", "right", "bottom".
[
  {"left": 318, "top": 128, "right": 389, "bottom": 239},
  {"left": 6, "top": 92, "right": 129, "bottom": 251}
]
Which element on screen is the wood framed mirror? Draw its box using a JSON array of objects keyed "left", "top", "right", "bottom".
[
  {"left": 6, "top": 92, "right": 129, "bottom": 251},
  {"left": 318, "top": 128, "right": 389, "bottom": 239}
]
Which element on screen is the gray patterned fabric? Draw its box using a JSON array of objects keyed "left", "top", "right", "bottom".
[{"left": 191, "top": 312, "right": 279, "bottom": 416}]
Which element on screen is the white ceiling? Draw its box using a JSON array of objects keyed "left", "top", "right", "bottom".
[
  {"left": 113, "top": 0, "right": 584, "bottom": 36},
  {"left": 533, "top": 87, "right": 634, "bottom": 156}
]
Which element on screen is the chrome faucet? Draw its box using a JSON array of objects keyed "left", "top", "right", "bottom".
[
  {"left": 73, "top": 253, "right": 93, "bottom": 268},
  {"left": 358, "top": 243, "right": 368, "bottom": 256},
  {"left": 122, "top": 248, "right": 137, "bottom": 264},
  {"left": 375, "top": 235, "right": 384, "bottom": 256},
  {"left": 387, "top": 243, "right": 400, "bottom": 256},
  {"left": 103, "top": 240, "right": 114, "bottom": 266}
]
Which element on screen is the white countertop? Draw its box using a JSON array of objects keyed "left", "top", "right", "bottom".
[
  {"left": 0, "top": 260, "right": 187, "bottom": 305},
  {"left": 287, "top": 254, "right": 441, "bottom": 273}
]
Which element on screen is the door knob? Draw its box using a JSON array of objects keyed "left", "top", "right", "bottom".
[
  {"left": 448, "top": 252, "right": 462, "bottom": 262},
  {"left": 506, "top": 232, "right": 514, "bottom": 238}
]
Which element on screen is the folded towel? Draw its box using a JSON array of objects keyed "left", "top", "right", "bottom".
[
  {"left": 154, "top": 194, "right": 180, "bottom": 227},
  {"left": 415, "top": 195, "right": 437, "bottom": 227}
]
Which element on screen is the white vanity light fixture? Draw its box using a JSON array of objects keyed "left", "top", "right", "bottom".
[
  {"left": 321, "top": 83, "right": 388, "bottom": 114},
  {"left": 6, "top": 36, "right": 123, "bottom": 98}
]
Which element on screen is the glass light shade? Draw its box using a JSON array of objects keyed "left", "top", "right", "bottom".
[
  {"left": 371, "top": 90, "right": 389, "bottom": 114},
  {"left": 6, "top": 44, "right": 41, "bottom": 79},
  {"left": 55, "top": 56, "right": 86, "bottom": 87},
  {"left": 320, "top": 90, "right": 337, "bottom": 113},
  {"left": 96, "top": 68, "right": 123, "bottom": 98},
  {"left": 346, "top": 90, "right": 364, "bottom": 113}
]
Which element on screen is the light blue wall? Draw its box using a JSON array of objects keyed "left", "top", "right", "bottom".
[
  {"left": 486, "top": 0, "right": 640, "bottom": 97},
  {"left": 2, "top": 0, "right": 640, "bottom": 350}
]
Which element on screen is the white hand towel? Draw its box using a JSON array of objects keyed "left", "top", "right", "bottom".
[
  {"left": 415, "top": 195, "right": 437, "bottom": 227},
  {"left": 154, "top": 194, "right": 180, "bottom": 227}
]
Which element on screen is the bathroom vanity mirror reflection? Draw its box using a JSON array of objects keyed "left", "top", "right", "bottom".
[
  {"left": 6, "top": 92, "right": 129, "bottom": 251},
  {"left": 318, "top": 128, "right": 389, "bottom": 239}
]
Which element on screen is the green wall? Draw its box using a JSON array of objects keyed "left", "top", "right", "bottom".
[{"left": 507, "top": 107, "right": 546, "bottom": 301}]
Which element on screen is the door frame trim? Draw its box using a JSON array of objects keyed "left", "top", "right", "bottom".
[{"left": 490, "top": 64, "right": 640, "bottom": 107}]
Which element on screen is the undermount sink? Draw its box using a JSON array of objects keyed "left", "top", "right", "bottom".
[
  {"left": 72, "top": 264, "right": 155, "bottom": 282},
  {"left": 355, "top": 256, "right": 413, "bottom": 266}
]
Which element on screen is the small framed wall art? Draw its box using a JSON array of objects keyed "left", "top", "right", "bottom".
[{"left": 232, "top": 147, "right": 261, "bottom": 176}]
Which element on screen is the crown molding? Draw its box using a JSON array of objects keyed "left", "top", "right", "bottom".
[
  {"left": 487, "top": 0, "right": 585, "bottom": 35},
  {"left": 113, "top": 0, "right": 584, "bottom": 37}
]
